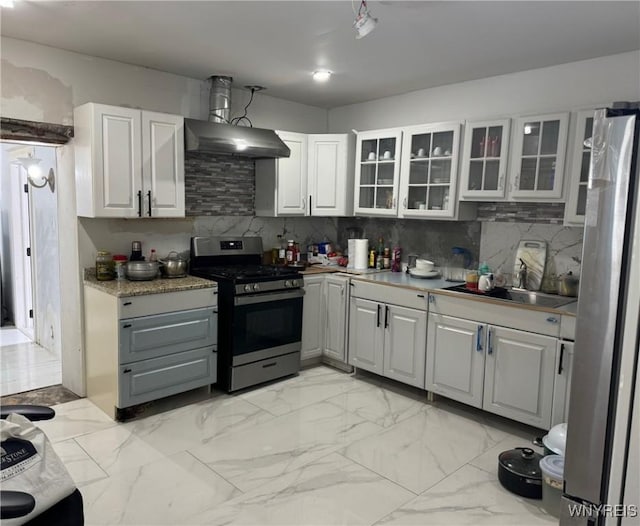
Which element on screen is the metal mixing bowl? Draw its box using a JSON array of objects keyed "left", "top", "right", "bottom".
[{"left": 125, "top": 261, "right": 159, "bottom": 281}]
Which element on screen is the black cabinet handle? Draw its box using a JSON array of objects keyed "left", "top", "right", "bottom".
[
  {"left": 147, "top": 190, "right": 152, "bottom": 217},
  {"left": 558, "top": 343, "right": 565, "bottom": 375},
  {"left": 262, "top": 362, "right": 277, "bottom": 369},
  {"left": 137, "top": 191, "right": 142, "bottom": 217},
  {"left": 309, "top": 195, "right": 312, "bottom": 216},
  {"left": 384, "top": 305, "right": 389, "bottom": 328},
  {"left": 122, "top": 323, "right": 132, "bottom": 328},
  {"left": 123, "top": 301, "right": 132, "bottom": 306},
  {"left": 417, "top": 294, "right": 425, "bottom": 298},
  {"left": 376, "top": 304, "right": 381, "bottom": 327},
  {"left": 123, "top": 368, "right": 132, "bottom": 373}
]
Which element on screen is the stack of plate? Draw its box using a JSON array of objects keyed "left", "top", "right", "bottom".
[{"left": 409, "top": 268, "right": 440, "bottom": 279}]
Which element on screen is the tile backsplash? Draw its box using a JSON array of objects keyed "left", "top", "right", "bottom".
[
  {"left": 477, "top": 202, "right": 566, "bottom": 224},
  {"left": 479, "top": 222, "right": 583, "bottom": 291}
]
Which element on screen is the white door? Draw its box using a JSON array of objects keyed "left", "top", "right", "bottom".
[
  {"left": 459, "top": 118, "right": 510, "bottom": 200},
  {"left": 308, "top": 134, "right": 348, "bottom": 216},
  {"left": 483, "top": 326, "right": 557, "bottom": 429},
  {"left": 383, "top": 304, "right": 427, "bottom": 388},
  {"left": 426, "top": 314, "right": 485, "bottom": 408},
  {"left": 509, "top": 112, "right": 569, "bottom": 200},
  {"left": 301, "top": 276, "right": 324, "bottom": 360},
  {"left": 142, "top": 111, "right": 185, "bottom": 218},
  {"left": 348, "top": 297, "right": 383, "bottom": 374},
  {"left": 93, "top": 104, "right": 142, "bottom": 217},
  {"left": 551, "top": 340, "right": 574, "bottom": 427},
  {"left": 323, "top": 276, "right": 348, "bottom": 362},
  {"left": 398, "top": 122, "right": 461, "bottom": 219},
  {"left": 276, "top": 131, "right": 308, "bottom": 215},
  {"left": 354, "top": 129, "right": 403, "bottom": 216}
]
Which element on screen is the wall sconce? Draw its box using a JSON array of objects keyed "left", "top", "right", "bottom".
[{"left": 13, "top": 153, "right": 55, "bottom": 192}]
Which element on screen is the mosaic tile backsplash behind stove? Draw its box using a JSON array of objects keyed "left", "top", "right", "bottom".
[{"left": 185, "top": 152, "right": 254, "bottom": 216}]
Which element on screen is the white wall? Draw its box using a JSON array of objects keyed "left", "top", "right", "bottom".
[
  {"left": 0, "top": 37, "right": 328, "bottom": 133},
  {"left": 328, "top": 51, "right": 640, "bottom": 132}
]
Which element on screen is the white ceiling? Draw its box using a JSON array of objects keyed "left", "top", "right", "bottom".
[{"left": 2, "top": 1, "right": 639, "bottom": 108}]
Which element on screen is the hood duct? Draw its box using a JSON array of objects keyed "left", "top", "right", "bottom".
[{"left": 185, "top": 75, "right": 290, "bottom": 159}]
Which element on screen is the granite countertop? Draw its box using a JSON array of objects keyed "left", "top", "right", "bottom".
[
  {"left": 350, "top": 272, "right": 578, "bottom": 316},
  {"left": 84, "top": 271, "right": 216, "bottom": 297},
  {"left": 300, "top": 266, "right": 391, "bottom": 276}
]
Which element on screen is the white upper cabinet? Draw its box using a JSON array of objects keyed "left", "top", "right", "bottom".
[
  {"left": 354, "top": 128, "right": 403, "bottom": 216},
  {"left": 509, "top": 112, "right": 569, "bottom": 200},
  {"left": 564, "top": 109, "right": 595, "bottom": 225},
  {"left": 255, "top": 132, "right": 354, "bottom": 217},
  {"left": 398, "top": 122, "right": 462, "bottom": 218},
  {"left": 74, "top": 103, "right": 184, "bottom": 218},
  {"left": 459, "top": 118, "right": 511, "bottom": 200},
  {"left": 308, "top": 134, "right": 355, "bottom": 216}
]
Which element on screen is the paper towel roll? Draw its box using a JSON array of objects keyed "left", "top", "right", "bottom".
[{"left": 352, "top": 239, "right": 369, "bottom": 270}]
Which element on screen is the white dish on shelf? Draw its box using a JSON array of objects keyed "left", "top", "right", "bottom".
[{"left": 409, "top": 268, "right": 441, "bottom": 279}]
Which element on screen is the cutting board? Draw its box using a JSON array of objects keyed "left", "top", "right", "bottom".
[{"left": 513, "top": 240, "right": 547, "bottom": 291}]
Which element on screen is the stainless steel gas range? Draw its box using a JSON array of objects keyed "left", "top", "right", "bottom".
[{"left": 189, "top": 236, "right": 304, "bottom": 392}]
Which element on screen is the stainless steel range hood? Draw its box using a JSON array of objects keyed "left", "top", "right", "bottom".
[
  {"left": 184, "top": 75, "right": 290, "bottom": 159},
  {"left": 184, "top": 118, "right": 290, "bottom": 159}
]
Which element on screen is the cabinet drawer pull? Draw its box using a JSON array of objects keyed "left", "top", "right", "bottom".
[
  {"left": 558, "top": 343, "right": 565, "bottom": 375},
  {"left": 262, "top": 362, "right": 277, "bottom": 369},
  {"left": 123, "top": 368, "right": 132, "bottom": 373},
  {"left": 376, "top": 304, "right": 381, "bottom": 327},
  {"left": 546, "top": 316, "right": 559, "bottom": 324},
  {"left": 417, "top": 294, "right": 425, "bottom": 298},
  {"left": 137, "top": 190, "right": 142, "bottom": 217},
  {"left": 476, "top": 325, "right": 483, "bottom": 352},
  {"left": 147, "top": 190, "right": 152, "bottom": 217},
  {"left": 122, "top": 323, "right": 132, "bottom": 328},
  {"left": 487, "top": 327, "right": 493, "bottom": 355},
  {"left": 123, "top": 301, "right": 132, "bottom": 306},
  {"left": 384, "top": 305, "right": 389, "bottom": 328}
]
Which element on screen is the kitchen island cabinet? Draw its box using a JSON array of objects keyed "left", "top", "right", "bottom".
[
  {"left": 83, "top": 281, "right": 217, "bottom": 420},
  {"left": 74, "top": 103, "right": 184, "bottom": 218}
]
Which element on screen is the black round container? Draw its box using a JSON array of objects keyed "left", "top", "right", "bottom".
[{"left": 498, "top": 447, "right": 543, "bottom": 499}]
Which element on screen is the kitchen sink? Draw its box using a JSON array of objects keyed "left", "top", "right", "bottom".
[{"left": 443, "top": 285, "right": 576, "bottom": 309}]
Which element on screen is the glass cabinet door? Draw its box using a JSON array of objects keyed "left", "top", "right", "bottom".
[
  {"left": 565, "top": 109, "right": 595, "bottom": 225},
  {"left": 460, "top": 119, "right": 510, "bottom": 200},
  {"left": 399, "top": 123, "right": 461, "bottom": 218},
  {"left": 510, "top": 112, "right": 569, "bottom": 200},
  {"left": 355, "top": 130, "right": 402, "bottom": 215}
]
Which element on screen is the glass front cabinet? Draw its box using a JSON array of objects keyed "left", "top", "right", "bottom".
[
  {"left": 354, "top": 128, "right": 403, "bottom": 216},
  {"left": 459, "top": 119, "right": 511, "bottom": 200},
  {"left": 564, "top": 109, "right": 595, "bottom": 225},
  {"left": 398, "top": 122, "right": 461, "bottom": 218},
  {"left": 509, "top": 112, "right": 569, "bottom": 200}
]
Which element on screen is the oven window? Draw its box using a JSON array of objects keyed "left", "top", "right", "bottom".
[{"left": 232, "top": 296, "right": 303, "bottom": 355}]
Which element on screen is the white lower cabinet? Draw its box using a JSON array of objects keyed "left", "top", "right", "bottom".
[
  {"left": 551, "top": 340, "right": 574, "bottom": 426},
  {"left": 426, "top": 314, "right": 485, "bottom": 408},
  {"left": 349, "top": 283, "right": 427, "bottom": 389},
  {"left": 482, "top": 326, "right": 557, "bottom": 429},
  {"left": 301, "top": 274, "right": 349, "bottom": 364},
  {"left": 301, "top": 276, "right": 325, "bottom": 360},
  {"left": 426, "top": 293, "right": 564, "bottom": 430}
]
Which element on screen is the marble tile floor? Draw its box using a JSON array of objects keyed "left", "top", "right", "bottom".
[
  {"left": 42, "top": 366, "right": 557, "bottom": 526},
  {"left": 0, "top": 327, "right": 62, "bottom": 396}
]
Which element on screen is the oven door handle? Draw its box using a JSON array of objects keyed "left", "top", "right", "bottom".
[{"left": 234, "top": 289, "right": 305, "bottom": 306}]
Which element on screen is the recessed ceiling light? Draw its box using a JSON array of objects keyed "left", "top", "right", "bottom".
[
  {"left": 312, "top": 70, "right": 332, "bottom": 82},
  {"left": 0, "top": 0, "right": 15, "bottom": 8}
]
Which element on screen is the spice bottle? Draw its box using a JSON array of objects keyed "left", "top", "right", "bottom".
[
  {"left": 113, "top": 254, "right": 128, "bottom": 281},
  {"left": 369, "top": 249, "right": 376, "bottom": 268},
  {"left": 383, "top": 247, "right": 391, "bottom": 269},
  {"left": 286, "top": 240, "right": 295, "bottom": 264},
  {"left": 96, "top": 250, "right": 115, "bottom": 281}
]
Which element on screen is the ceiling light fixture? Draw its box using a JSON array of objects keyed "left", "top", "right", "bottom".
[
  {"left": 13, "top": 153, "right": 56, "bottom": 192},
  {"left": 0, "top": 0, "right": 15, "bottom": 8},
  {"left": 312, "top": 70, "right": 332, "bottom": 82},
  {"left": 353, "top": 0, "right": 378, "bottom": 39}
]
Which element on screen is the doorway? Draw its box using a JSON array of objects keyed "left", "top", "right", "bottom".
[{"left": 1, "top": 142, "right": 62, "bottom": 396}]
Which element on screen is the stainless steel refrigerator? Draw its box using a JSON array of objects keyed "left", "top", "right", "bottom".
[{"left": 561, "top": 105, "right": 640, "bottom": 525}]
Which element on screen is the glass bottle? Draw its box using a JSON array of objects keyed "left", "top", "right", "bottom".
[{"left": 96, "top": 250, "right": 115, "bottom": 281}]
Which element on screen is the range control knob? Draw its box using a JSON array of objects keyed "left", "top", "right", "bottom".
[
  {"left": 290, "top": 279, "right": 298, "bottom": 288},
  {"left": 284, "top": 280, "right": 291, "bottom": 288},
  {"left": 244, "top": 284, "right": 252, "bottom": 293},
  {"left": 252, "top": 283, "right": 260, "bottom": 291}
]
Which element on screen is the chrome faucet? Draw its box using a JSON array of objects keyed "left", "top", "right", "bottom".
[{"left": 517, "top": 258, "right": 528, "bottom": 289}]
